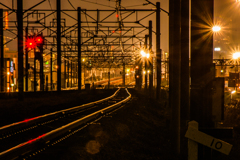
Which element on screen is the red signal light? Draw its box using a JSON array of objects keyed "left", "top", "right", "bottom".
[
  {"left": 26, "top": 37, "right": 36, "bottom": 49},
  {"left": 36, "top": 36, "right": 43, "bottom": 44}
]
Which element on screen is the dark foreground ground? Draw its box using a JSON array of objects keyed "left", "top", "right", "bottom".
[
  {"left": 24, "top": 89, "right": 177, "bottom": 160},
  {"left": 0, "top": 89, "right": 240, "bottom": 159}
]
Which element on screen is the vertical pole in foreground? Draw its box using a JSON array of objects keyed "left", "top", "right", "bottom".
[
  {"left": 68, "top": 60, "right": 69, "bottom": 87},
  {"left": 0, "top": 9, "right": 4, "bottom": 92},
  {"left": 169, "top": 0, "right": 181, "bottom": 155},
  {"left": 64, "top": 49, "right": 66, "bottom": 88},
  {"left": 149, "top": 20, "right": 153, "bottom": 96},
  {"left": 144, "top": 35, "right": 148, "bottom": 90},
  {"left": 181, "top": 0, "right": 190, "bottom": 158},
  {"left": 123, "top": 63, "right": 125, "bottom": 86},
  {"left": 50, "top": 48, "right": 53, "bottom": 91},
  {"left": 156, "top": 2, "right": 161, "bottom": 100},
  {"left": 34, "top": 49, "right": 36, "bottom": 92},
  {"left": 25, "top": 27, "right": 28, "bottom": 91},
  {"left": 57, "top": 0, "right": 61, "bottom": 92},
  {"left": 78, "top": 7, "right": 82, "bottom": 91},
  {"left": 71, "top": 61, "right": 72, "bottom": 88},
  {"left": 17, "top": 0, "right": 24, "bottom": 100}
]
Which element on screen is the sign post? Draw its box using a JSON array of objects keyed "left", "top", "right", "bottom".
[{"left": 185, "top": 121, "right": 233, "bottom": 160}]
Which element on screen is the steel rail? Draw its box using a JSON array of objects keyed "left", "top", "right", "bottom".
[
  {"left": 0, "top": 88, "right": 131, "bottom": 160},
  {"left": 0, "top": 88, "right": 120, "bottom": 135}
]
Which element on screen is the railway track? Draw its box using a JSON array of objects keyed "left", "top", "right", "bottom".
[{"left": 0, "top": 88, "right": 131, "bottom": 160}]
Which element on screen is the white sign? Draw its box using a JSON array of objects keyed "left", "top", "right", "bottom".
[{"left": 185, "top": 126, "right": 232, "bottom": 155}]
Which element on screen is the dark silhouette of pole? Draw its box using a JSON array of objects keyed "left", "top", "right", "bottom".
[
  {"left": 180, "top": 0, "right": 190, "bottom": 158},
  {"left": 46, "top": 75, "right": 48, "bottom": 91},
  {"left": 108, "top": 67, "right": 110, "bottom": 89},
  {"left": 40, "top": 33, "right": 44, "bottom": 91},
  {"left": 169, "top": 0, "right": 181, "bottom": 155},
  {"left": 149, "top": 20, "right": 153, "bottom": 96},
  {"left": 0, "top": 9, "right": 4, "bottom": 92},
  {"left": 78, "top": 7, "right": 82, "bottom": 91},
  {"left": 50, "top": 48, "right": 53, "bottom": 91},
  {"left": 144, "top": 35, "right": 148, "bottom": 90},
  {"left": 68, "top": 60, "right": 70, "bottom": 88},
  {"left": 25, "top": 27, "right": 28, "bottom": 91},
  {"left": 191, "top": 0, "right": 214, "bottom": 128},
  {"left": 71, "top": 61, "right": 73, "bottom": 88},
  {"left": 34, "top": 48, "right": 36, "bottom": 92},
  {"left": 156, "top": 2, "right": 161, "bottom": 100},
  {"left": 191, "top": 1, "right": 214, "bottom": 159},
  {"left": 64, "top": 49, "right": 66, "bottom": 88},
  {"left": 57, "top": 0, "right": 61, "bottom": 92},
  {"left": 123, "top": 63, "right": 125, "bottom": 86},
  {"left": 17, "top": 0, "right": 24, "bottom": 100}
]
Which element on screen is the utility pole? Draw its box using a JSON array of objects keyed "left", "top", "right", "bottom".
[
  {"left": 191, "top": 0, "right": 214, "bottom": 159},
  {"left": 57, "top": 0, "right": 61, "bottom": 92},
  {"left": 149, "top": 20, "right": 153, "bottom": 97},
  {"left": 50, "top": 48, "right": 53, "bottom": 91},
  {"left": 169, "top": 0, "right": 181, "bottom": 156},
  {"left": 25, "top": 27, "right": 28, "bottom": 91},
  {"left": 156, "top": 2, "right": 161, "bottom": 100},
  {"left": 0, "top": 9, "right": 3, "bottom": 92},
  {"left": 71, "top": 61, "right": 73, "bottom": 88},
  {"left": 191, "top": 0, "right": 214, "bottom": 128},
  {"left": 34, "top": 48, "right": 36, "bottom": 92},
  {"left": 144, "top": 35, "right": 148, "bottom": 90},
  {"left": 17, "top": 0, "right": 24, "bottom": 100},
  {"left": 180, "top": 0, "right": 190, "bottom": 158},
  {"left": 78, "top": 7, "right": 82, "bottom": 91}
]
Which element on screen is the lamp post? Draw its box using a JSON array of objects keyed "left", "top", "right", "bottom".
[
  {"left": 140, "top": 49, "right": 150, "bottom": 89},
  {"left": 231, "top": 90, "right": 236, "bottom": 102}
]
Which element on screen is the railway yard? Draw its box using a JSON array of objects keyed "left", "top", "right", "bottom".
[{"left": 0, "top": 88, "right": 239, "bottom": 160}]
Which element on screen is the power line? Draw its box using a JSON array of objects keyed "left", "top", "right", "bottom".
[
  {"left": 68, "top": 0, "right": 76, "bottom": 10},
  {"left": 80, "top": 0, "right": 115, "bottom": 8},
  {"left": 47, "top": 0, "right": 56, "bottom": 18}
]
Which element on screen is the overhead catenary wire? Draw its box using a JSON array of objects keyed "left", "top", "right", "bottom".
[
  {"left": 68, "top": 0, "right": 76, "bottom": 10},
  {"left": 47, "top": 0, "right": 56, "bottom": 18},
  {"left": 80, "top": 0, "right": 115, "bottom": 8}
]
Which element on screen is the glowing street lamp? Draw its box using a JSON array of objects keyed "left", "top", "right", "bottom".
[
  {"left": 233, "top": 52, "right": 240, "bottom": 59},
  {"left": 231, "top": 90, "right": 236, "bottom": 101},
  {"left": 212, "top": 26, "right": 221, "bottom": 32},
  {"left": 140, "top": 50, "right": 146, "bottom": 57},
  {"left": 140, "top": 50, "right": 150, "bottom": 59}
]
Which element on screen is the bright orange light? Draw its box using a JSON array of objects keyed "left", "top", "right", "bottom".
[
  {"left": 5, "top": 11, "right": 9, "bottom": 30},
  {"left": 212, "top": 26, "right": 221, "bottom": 32},
  {"left": 136, "top": 66, "right": 139, "bottom": 69},
  {"left": 7, "top": 87, "right": 10, "bottom": 90},
  {"left": 112, "top": 30, "right": 115, "bottom": 33},
  {"left": 116, "top": 14, "right": 119, "bottom": 18},
  {"left": 7, "top": 72, "right": 10, "bottom": 75},
  {"left": 233, "top": 52, "right": 240, "bottom": 59},
  {"left": 146, "top": 53, "right": 150, "bottom": 59},
  {"left": 141, "top": 50, "right": 146, "bottom": 57}
]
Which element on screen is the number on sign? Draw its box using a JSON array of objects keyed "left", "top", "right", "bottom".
[{"left": 210, "top": 139, "right": 223, "bottom": 149}]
